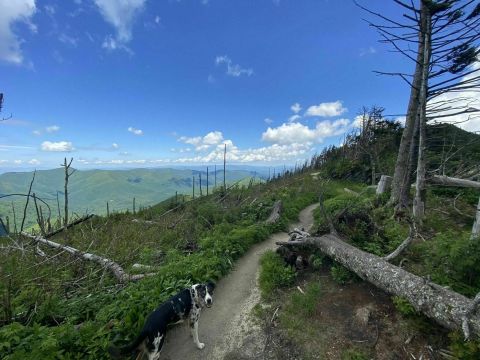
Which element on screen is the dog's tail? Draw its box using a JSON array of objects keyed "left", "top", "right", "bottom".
[{"left": 108, "top": 332, "right": 146, "bottom": 359}]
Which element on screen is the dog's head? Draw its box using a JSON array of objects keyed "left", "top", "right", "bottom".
[{"left": 191, "top": 281, "right": 216, "bottom": 308}]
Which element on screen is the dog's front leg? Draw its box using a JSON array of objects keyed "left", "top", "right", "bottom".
[{"left": 190, "top": 320, "right": 205, "bottom": 350}]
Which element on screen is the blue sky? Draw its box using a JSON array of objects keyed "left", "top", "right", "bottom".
[{"left": 1, "top": 0, "right": 416, "bottom": 170}]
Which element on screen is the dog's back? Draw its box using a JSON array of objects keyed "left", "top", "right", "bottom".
[{"left": 109, "top": 289, "right": 192, "bottom": 359}]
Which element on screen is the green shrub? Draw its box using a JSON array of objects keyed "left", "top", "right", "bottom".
[
  {"left": 448, "top": 331, "right": 480, "bottom": 359},
  {"left": 259, "top": 251, "right": 296, "bottom": 298},
  {"left": 341, "top": 348, "right": 369, "bottom": 360},
  {"left": 310, "top": 254, "right": 324, "bottom": 270},
  {"left": 421, "top": 230, "right": 480, "bottom": 297},
  {"left": 392, "top": 296, "right": 417, "bottom": 317},
  {"left": 330, "top": 264, "right": 354, "bottom": 285}
]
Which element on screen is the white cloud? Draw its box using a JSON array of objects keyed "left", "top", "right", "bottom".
[
  {"left": 44, "top": 5, "right": 55, "bottom": 16},
  {"left": 13, "top": 160, "right": 23, "bottom": 164},
  {"left": 262, "top": 119, "right": 350, "bottom": 145},
  {"left": 264, "top": 117, "right": 274, "bottom": 124},
  {"left": 154, "top": 15, "right": 160, "bottom": 24},
  {"left": 94, "top": 0, "right": 146, "bottom": 49},
  {"left": 41, "top": 141, "right": 74, "bottom": 152},
  {"left": 288, "top": 114, "right": 301, "bottom": 123},
  {"left": 172, "top": 140, "right": 312, "bottom": 164},
  {"left": 128, "top": 126, "right": 143, "bottom": 135},
  {"left": 46, "top": 125, "right": 60, "bottom": 133},
  {"left": 360, "top": 46, "right": 376, "bottom": 57},
  {"left": 429, "top": 61, "right": 480, "bottom": 132},
  {"left": 101, "top": 34, "right": 132, "bottom": 53},
  {"left": 179, "top": 131, "right": 224, "bottom": 151},
  {"left": 28, "top": 158, "right": 40, "bottom": 165},
  {"left": 59, "top": 33, "right": 78, "bottom": 47},
  {"left": 395, "top": 116, "right": 406, "bottom": 126},
  {"left": 112, "top": 142, "right": 119, "bottom": 149},
  {"left": 0, "top": 0, "right": 36, "bottom": 64},
  {"left": 0, "top": 144, "right": 35, "bottom": 150},
  {"left": 215, "top": 55, "right": 253, "bottom": 77},
  {"left": 305, "top": 101, "right": 347, "bottom": 117},
  {"left": 32, "top": 130, "right": 41, "bottom": 136},
  {"left": 291, "top": 103, "right": 302, "bottom": 114}
]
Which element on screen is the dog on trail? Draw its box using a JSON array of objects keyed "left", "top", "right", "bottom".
[{"left": 108, "top": 282, "right": 215, "bottom": 360}]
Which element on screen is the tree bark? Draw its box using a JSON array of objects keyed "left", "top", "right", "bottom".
[
  {"left": 376, "top": 175, "right": 393, "bottom": 195},
  {"left": 277, "top": 234, "right": 480, "bottom": 337},
  {"left": 429, "top": 175, "right": 480, "bottom": 189},
  {"left": 21, "top": 232, "right": 155, "bottom": 283},
  {"left": 390, "top": 2, "right": 426, "bottom": 209},
  {"left": 266, "top": 200, "right": 282, "bottom": 224},
  {"left": 472, "top": 196, "right": 480, "bottom": 240},
  {"left": 413, "top": 6, "right": 431, "bottom": 221}
]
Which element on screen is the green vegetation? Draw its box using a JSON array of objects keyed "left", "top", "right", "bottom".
[
  {"left": 2, "top": 121, "right": 480, "bottom": 358},
  {"left": 330, "top": 263, "right": 354, "bottom": 285},
  {"left": 341, "top": 349, "right": 369, "bottom": 360},
  {"left": 0, "top": 167, "right": 265, "bottom": 229},
  {"left": 392, "top": 296, "right": 417, "bottom": 317},
  {"left": 259, "top": 251, "right": 296, "bottom": 298},
  {"left": 0, "top": 167, "right": 319, "bottom": 358}
]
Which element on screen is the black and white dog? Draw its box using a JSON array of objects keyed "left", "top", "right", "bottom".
[{"left": 109, "top": 282, "right": 215, "bottom": 360}]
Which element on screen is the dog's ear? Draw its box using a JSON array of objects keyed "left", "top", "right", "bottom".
[{"left": 206, "top": 281, "right": 216, "bottom": 292}]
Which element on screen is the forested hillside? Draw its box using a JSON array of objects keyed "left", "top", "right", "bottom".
[{"left": 0, "top": 167, "right": 265, "bottom": 230}]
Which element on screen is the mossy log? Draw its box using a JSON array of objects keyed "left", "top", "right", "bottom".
[{"left": 277, "top": 234, "right": 480, "bottom": 338}]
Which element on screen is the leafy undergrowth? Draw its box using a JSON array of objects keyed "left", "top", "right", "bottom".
[
  {"left": 0, "top": 171, "right": 319, "bottom": 359},
  {"left": 258, "top": 179, "right": 480, "bottom": 359}
]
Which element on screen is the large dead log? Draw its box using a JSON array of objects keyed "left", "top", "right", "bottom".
[
  {"left": 430, "top": 175, "right": 480, "bottom": 189},
  {"left": 277, "top": 234, "right": 480, "bottom": 338},
  {"left": 21, "top": 232, "right": 155, "bottom": 283},
  {"left": 265, "top": 200, "right": 282, "bottom": 224}
]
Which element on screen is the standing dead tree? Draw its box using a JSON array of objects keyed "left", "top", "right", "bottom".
[
  {"left": 354, "top": 106, "right": 387, "bottom": 185},
  {"left": 223, "top": 143, "right": 227, "bottom": 193},
  {"left": 472, "top": 196, "right": 480, "bottom": 239},
  {"left": 61, "top": 158, "right": 75, "bottom": 231},
  {"left": 359, "top": 0, "right": 480, "bottom": 220},
  {"left": 20, "top": 171, "right": 36, "bottom": 233}
]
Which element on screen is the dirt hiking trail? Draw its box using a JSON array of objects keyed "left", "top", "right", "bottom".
[{"left": 161, "top": 203, "right": 318, "bottom": 360}]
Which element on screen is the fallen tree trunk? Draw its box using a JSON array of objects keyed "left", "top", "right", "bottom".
[
  {"left": 265, "top": 200, "right": 282, "bottom": 224},
  {"left": 45, "top": 214, "right": 95, "bottom": 239},
  {"left": 21, "top": 232, "right": 156, "bottom": 283},
  {"left": 277, "top": 234, "right": 480, "bottom": 338},
  {"left": 430, "top": 175, "right": 480, "bottom": 189}
]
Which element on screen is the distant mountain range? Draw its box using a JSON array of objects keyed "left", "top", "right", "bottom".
[{"left": 0, "top": 167, "right": 268, "bottom": 230}]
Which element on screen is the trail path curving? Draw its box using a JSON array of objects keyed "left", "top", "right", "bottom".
[{"left": 161, "top": 203, "right": 319, "bottom": 360}]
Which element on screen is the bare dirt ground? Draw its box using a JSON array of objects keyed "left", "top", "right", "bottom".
[
  {"left": 262, "top": 267, "right": 449, "bottom": 360},
  {"left": 161, "top": 203, "right": 319, "bottom": 360}
]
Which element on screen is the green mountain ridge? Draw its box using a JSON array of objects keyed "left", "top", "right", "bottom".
[{"left": 0, "top": 167, "right": 266, "bottom": 229}]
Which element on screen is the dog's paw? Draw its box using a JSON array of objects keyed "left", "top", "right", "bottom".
[{"left": 196, "top": 342, "right": 205, "bottom": 350}]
